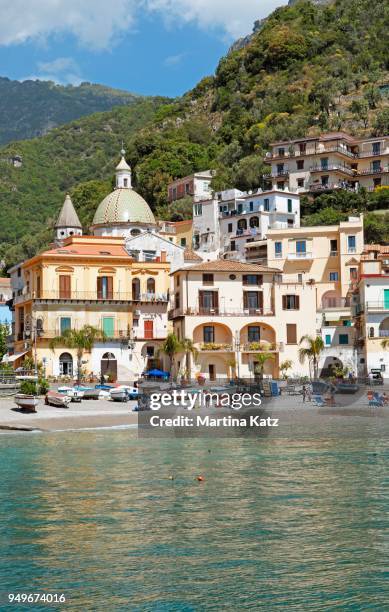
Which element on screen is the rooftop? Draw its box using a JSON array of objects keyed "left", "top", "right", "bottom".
[{"left": 174, "top": 260, "right": 281, "bottom": 274}]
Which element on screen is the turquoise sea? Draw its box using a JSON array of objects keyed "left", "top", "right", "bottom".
[{"left": 0, "top": 424, "right": 388, "bottom": 611}]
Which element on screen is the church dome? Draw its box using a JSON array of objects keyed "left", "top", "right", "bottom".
[{"left": 92, "top": 188, "right": 156, "bottom": 227}]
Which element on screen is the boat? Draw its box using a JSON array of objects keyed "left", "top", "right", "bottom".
[
  {"left": 14, "top": 394, "right": 39, "bottom": 412},
  {"left": 110, "top": 387, "right": 128, "bottom": 402},
  {"left": 58, "top": 386, "right": 84, "bottom": 402},
  {"left": 45, "top": 391, "right": 71, "bottom": 407}
]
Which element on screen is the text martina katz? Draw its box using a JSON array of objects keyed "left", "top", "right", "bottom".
[{"left": 149, "top": 415, "right": 279, "bottom": 428}]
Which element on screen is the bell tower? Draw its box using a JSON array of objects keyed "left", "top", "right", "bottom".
[{"left": 115, "top": 148, "right": 132, "bottom": 189}]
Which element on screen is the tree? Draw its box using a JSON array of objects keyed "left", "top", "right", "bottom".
[
  {"left": 159, "top": 333, "right": 181, "bottom": 380},
  {"left": 279, "top": 359, "right": 293, "bottom": 380},
  {"left": 0, "top": 323, "right": 8, "bottom": 363},
  {"left": 253, "top": 352, "right": 275, "bottom": 380},
  {"left": 180, "top": 338, "right": 198, "bottom": 381},
  {"left": 49, "top": 325, "right": 106, "bottom": 384},
  {"left": 382, "top": 338, "right": 389, "bottom": 350},
  {"left": 350, "top": 99, "right": 369, "bottom": 128},
  {"left": 364, "top": 85, "right": 381, "bottom": 110},
  {"left": 298, "top": 335, "right": 324, "bottom": 379},
  {"left": 373, "top": 109, "right": 389, "bottom": 136}
]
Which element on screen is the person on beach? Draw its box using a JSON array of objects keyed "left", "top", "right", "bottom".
[{"left": 302, "top": 385, "right": 307, "bottom": 403}]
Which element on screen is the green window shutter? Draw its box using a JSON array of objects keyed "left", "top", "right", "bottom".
[
  {"left": 60, "top": 317, "right": 71, "bottom": 334},
  {"left": 103, "top": 317, "right": 115, "bottom": 338}
]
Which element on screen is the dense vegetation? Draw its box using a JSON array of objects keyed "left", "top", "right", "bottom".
[
  {"left": 0, "top": 0, "right": 388, "bottom": 270},
  {"left": 0, "top": 78, "right": 143, "bottom": 144}
]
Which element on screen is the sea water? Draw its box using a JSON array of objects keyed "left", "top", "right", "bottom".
[{"left": 0, "top": 421, "right": 388, "bottom": 610}]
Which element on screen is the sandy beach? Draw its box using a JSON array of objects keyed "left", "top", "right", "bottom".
[{"left": 0, "top": 395, "right": 138, "bottom": 432}]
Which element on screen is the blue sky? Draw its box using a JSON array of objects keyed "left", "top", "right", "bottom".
[{"left": 0, "top": 0, "right": 285, "bottom": 97}]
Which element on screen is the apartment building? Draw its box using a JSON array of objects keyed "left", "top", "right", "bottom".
[
  {"left": 266, "top": 216, "right": 365, "bottom": 376},
  {"left": 170, "top": 260, "right": 318, "bottom": 380},
  {"left": 192, "top": 188, "right": 300, "bottom": 262},
  {"left": 167, "top": 170, "right": 214, "bottom": 203},
  {"left": 353, "top": 245, "right": 389, "bottom": 378},
  {"left": 157, "top": 219, "right": 193, "bottom": 248},
  {"left": 264, "top": 131, "right": 389, "bottom": 194},
  {"left": 7, "top": 236, "right": 171, "bottom": 379}
]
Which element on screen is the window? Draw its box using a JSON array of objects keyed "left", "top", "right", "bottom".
[
  {"left": 36, "top": 276, "right": 41, "bottom": 298},
  {"left": 249, "top": 201, "right": 254, "bottom": 212},
  {"left": 297, "top": 160, "right": 304, "bottom": 170},
  {"left": 147, "top": 278, "right": 155, "bottom": 294},
  {"left": 199, "top": 291, "right": 218, "bottom": 313},
  {"left": 175, "top": 292, "right": 180, "bottom": 309},
  {"left": 237, "top": 218, "right": 247, "bottom": 231},
  {"left": 60, "top": 317, "right": 71, "bottom": 334},
  {"left": 243, "top": 274, "right": 262, "bottom": 286},
  {"left": 228, "top": 223, "right": 233, "bottom": 233},
  {"left": 372, "top": 159, "right": 381, "bottom": 172},
  {"left": 278, "top": 148, "right": 285, "bottom": 157},
  {"left": 144, "top": 320, "right": 153, "bottom": 339},
  {"left": 339, "top": 334, "right": 349, "bottom": 345},
  {"left": 102, "top": 317, "right": 115, "bottom": 338},
  {"left": 194, "top": 204, "right": 202, "bottom": 216},
  {"left": 249, "top": 216, "right": 259, "bottom": 228},
  {"left": 133, "top": 318, "right": 139, "bottom": 327},
  {"left": 132, "top": 278, "right": 140, "bottom": 300},
  {"left": 287, "top": 199, "right": 293, "bottom": 213},
  {"left": 277, "top": 163, "right": 284, "bottom": 175},
  {"left": 369, "top": 327, "right": 375, "bottom": 338},
  {"left": 296, "top": 240, "right": 306, "bottom": 254},
  {"left": 298, "top": 273, "right": 303, "bottom": 283},
  {"left": 203, "top": 326, "right": 214, "bottom": 343},
  {"left": 97, "top": 276, "right": 113, "bottom": 300},
  {"left": 372, "top": 142, "right": 381, "bottom": 155},
  {"left": 185, "top": 183, "right": 190, "bottom": 194},
  {"left": 277, "top": 182, "right": 285, "bottom": 190},
  {"left": 243, "top": 291, "right": 263, "bottom": 312},
  {"left": 348, "top": 235, "right": 356, "bottom": 253},
  {"left": 282, "top": 295, "right": 300, "bottom": 310},
  {"left": 202, "top": 274, "right": 214, "bottom": 286},
  {"left": 321, "top": 176, "right": 329, "bottom": 187},
  {"left": 297, "top": 178, "right": 304, "bottom": 188},
  {"left": 180, "top": 238, "right": 187, "bottom": 247},
  {"left": 321, "top": 157, "right": 329, "bottom": 170},
  {"left": 299, "top": 143, "right": 306, "bottom": 154},
  {"left": 286, "top": 324, "right": 297, "bottom": 344},
  {"left": 350, "top": 267, "right": 358, "bottom": 280},
  {"left": 275, "top": 242, "right": 282, "bottom": 257},
  {"left": 330, "top": 239, "right": 338, "bottom": 255},
  {"left": 59, "top": 275, "right": 71, "bottom": 299},
  {"left": 325, "top": 334, "right": 331, "bottom": 346},
  {"left": 230, "top": 240, "right": 236, "bottom": 252},
  {"left": 237, "top": 203, "right": 243, "bottom": 214},
  {"left": 123, "top": 178, "right": 128, "bottom": 187},
  {"left": 264, "top": 198, "right": 270, "bottom": 211},
  {"left": 248, "top": 326, "right": 260, "bottom": 342},
  {"left": 329, "top": 272, "right": 339, "bottom": 281}
]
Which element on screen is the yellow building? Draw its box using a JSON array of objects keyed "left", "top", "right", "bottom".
[{"left": 158, "top": 220, "right": 193, "bottom": 248}]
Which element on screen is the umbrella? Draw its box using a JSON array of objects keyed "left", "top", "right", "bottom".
[{"left": 145, "top": 369, "right": 170, "bottom": 379}]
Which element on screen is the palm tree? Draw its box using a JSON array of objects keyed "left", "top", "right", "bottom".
[
  {"left": 279, "top": 359, "right": 293, "bottom": 380},
  {"left": 159, "top": 333, "right": 181, "bottom": 380},
  {"left": 180, "top": 338, "right": 198, "bottom": 381},
  {"left": 253, "top": 352, "right": 275, "bottom": 380},
  {"left": 382, "top": 338, "right": 389, "bottom": 350},
  {"left": 50, "top": 325, "right": 106, "bottom": 384},
  {"left": 298, "top": 335, "right": 324, "bottom": 380}
]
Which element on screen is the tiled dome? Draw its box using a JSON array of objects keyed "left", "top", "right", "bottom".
[{"left": 92, "top": 188, "right": 155, "bottom": 226}]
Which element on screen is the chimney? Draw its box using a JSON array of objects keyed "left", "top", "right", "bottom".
[{"left": 161, "top": 251, "right": 167, "bottom": 263}]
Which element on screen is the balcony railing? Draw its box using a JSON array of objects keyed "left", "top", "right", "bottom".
[
  {"left": 169, "top": 306, "right": 274, "bottom": 318},
  {"left": 366, "top": 301, "right": 389, "bottom": 311},
  {"left": 197, "top": 343, "right": 233, "bottom": 352},
  {"left": 16, "top": 291, "right": 169, "bottom": 303},
  {"left": 358, "top": 166, "right": 389, "bottom": 175},
  {"left": 265, "top": 146, "right": 358, "bottom": 160},
  {"left": 309, "top": 164, "right": 355, "bottom": 176},
  {"left": 241, "top": 341, "right": 281, "bottom": 352},
  {"left": 287, "top": 252, "right": 313, "bottom": 260},
  {"left": 269, "top": 170, "right": 289, "bottom": 178}
]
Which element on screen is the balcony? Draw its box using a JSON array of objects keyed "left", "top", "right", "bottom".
[
  {"left": 26, "top": 328, "right": 132, "bottom": 340},
  {"left": 358, "top": 166, "right": 389, "bottom": 176},
  {"left": 269, "top": 170, "right": 289, "bottom": 178},
  {"left": 169, "top": 306, "right": 275, "bottom": 319},
  {"left": 320, "top": 297, "right": 351, "bottom": 310},
  {"left": 265, "top": 145, "right": 358, "bottom": 161},
  {"left": 309, "top": 164, "right": 355, "bottom": 176},
  {"left": 197, "top": 343, "right": 233, "bottom": 352},
  {"left": 241, "top": 341, "right": 281, "bottom": 353},
  {"left": 19, "top": 291, "right": 169, "bottom": 303},
  {"left": 366, "top": 301, "right": 389, "bottom": 312},
  {"left": 287, "top": 251, "right": 313, "bottom": 260}
]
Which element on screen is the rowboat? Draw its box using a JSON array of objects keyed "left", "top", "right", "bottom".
[
  {"left": 14, "top": 394, "right": 39, "bottom": 412},
  {"left": 45, "top": 391, "right": 71, "bottom": 407},
  {"left": 58, "top": 386, "right": 84, "bottom": 402},
  {"left": 110, "top": 387, "right": 128, "bottom": 402}
]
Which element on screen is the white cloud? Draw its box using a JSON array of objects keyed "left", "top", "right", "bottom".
[
  {"left": 22, "top": 57, "right": 83, "bottom": 85},
  {"left": 0, "top": 0, "right": 285, "bottom": 49},
  {"left": 163, "top": 53, "right": 186, "bottom": 67}
]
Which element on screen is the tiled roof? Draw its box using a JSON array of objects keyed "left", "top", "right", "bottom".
[
  {"left": 183, "top": 248, "right": 203, "bottom": 262},
  {"left": 176, "top": 259, "right": 281, "bottom": 273},
  {"left": 55, "top": 194, "right": 82, "bottom": 229},
  {"left": 42, "top": 243, "right": 130, "bottom": 257}
]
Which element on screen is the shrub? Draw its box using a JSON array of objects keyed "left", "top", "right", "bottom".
[{"left": 20, "top": 380, "right": 38, "bottom": 395}]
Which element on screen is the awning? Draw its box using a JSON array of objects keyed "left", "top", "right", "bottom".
[
  {"left": 1, "top": 351, "right": 29, "bottom": 363},
  {"left": 324, "top": 313, "right": 343, "bottom": 322}
]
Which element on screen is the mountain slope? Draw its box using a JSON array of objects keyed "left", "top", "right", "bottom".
[
  {"left": 0, "top": 0, "right": 388, "bottom": 268},
  {"left": 0, "top": 78, "right": 143, "bottom": 144}
]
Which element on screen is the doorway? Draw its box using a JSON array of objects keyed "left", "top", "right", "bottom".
[
  {"left": 101, "top": 352, "right": 118, "bottom": 381},
  {"left": 59, "top": 352, "right": 73, "bottom": 376},
  {"left": 208, "top": 364, "right": 216, "bottom": 381}
]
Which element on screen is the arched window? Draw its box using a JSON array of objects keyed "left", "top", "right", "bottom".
[
  {"left": 123, "top": 178, "right": 128, "bottom": 187},
  {"left": 369, "top": 327, "right": 375, "bottom": 338},
  {"left": 237, "top": 219, "right": 247, "bottom": 231},
  {"left": 102, "top": 352, "right": 116, "bottom": 360},
  {"left": 249, "top": 216, "right": 259, "bottom": 228},
  {"left": 147, "top": 278, "right": 155, "bottom": 295},
  {"left": 132, "top": 278, "right": 140, "bottom": 300},
  {"left": 59, "top": 352, "right": 73, "bottom": 376},
  {"left": 131, "top": 228, "right": 141, "bottom": 237}
]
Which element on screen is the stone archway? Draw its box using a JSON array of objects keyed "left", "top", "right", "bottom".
[
  {"left": 320, "top": 356, "right": 343, "bottom": 378},
  {"left": 101, "top": 352, "right": 117, "bottom": 381},
  {"left": 59, "top": 352, "right": 73, "bottom": 377}
]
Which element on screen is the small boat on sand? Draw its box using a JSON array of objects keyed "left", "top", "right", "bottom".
[
  {"left": 110, "top": 387, "right": 128, "bottom": 402},
  {"left": 45, "top": 391, "right": 71, "bottom": 407},
  {"left": 58, "top": 386, "right": 84, "bottom": 402},
  {"left": 14, "top": 394, "right": 39, "bottom": 412}
]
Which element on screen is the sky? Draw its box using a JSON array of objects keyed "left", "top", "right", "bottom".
[{"left": 0, "top": 0, "right": 285, "bottom": 97}]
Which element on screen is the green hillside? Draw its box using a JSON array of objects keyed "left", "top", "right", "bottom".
[
  {"left": 0, "top": 78, "right": 144, "bottom": 145},
  {"left": 0, "top": 0, "right": 388, "bottom": 269}
]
